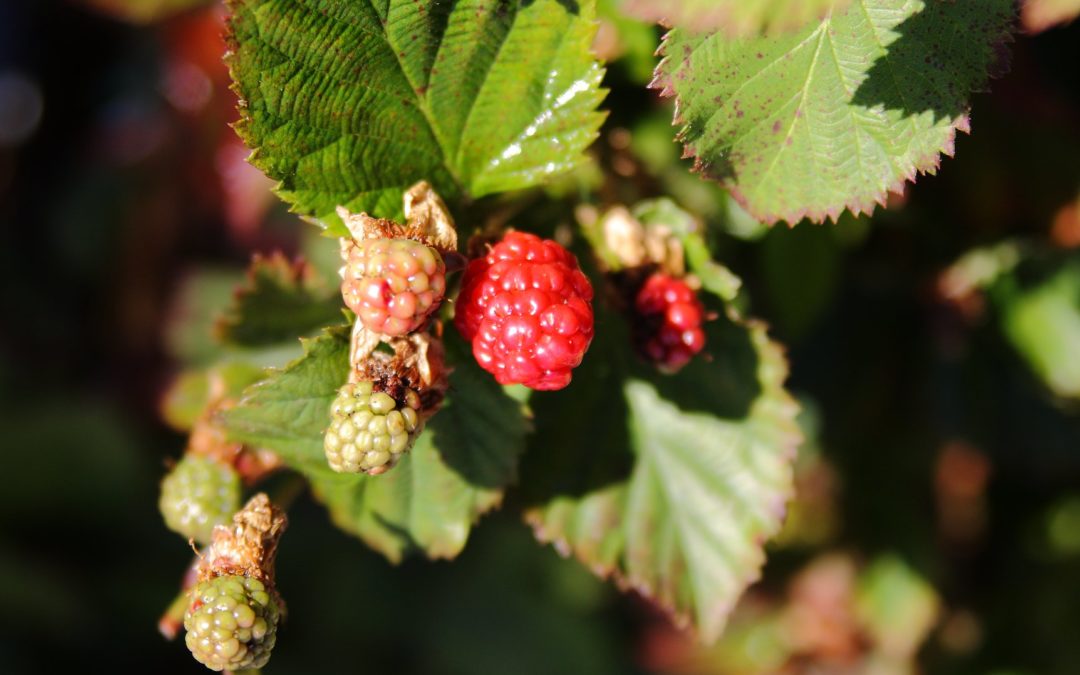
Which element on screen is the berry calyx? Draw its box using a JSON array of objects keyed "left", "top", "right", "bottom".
[
  {"left": 341, "top": 237, "right": 447, "bottom": 336},
  {"left": 633, "top": 272, "right": 706, "bottom": 372},
  {"left": 184, "top": 574, "right": 280, "bottom": 672},
  {"left": 455, "top": 231, "right": 594, "bottom": 390},
  {"left": 324, "top": 380, "right": 424, "bottom": 474},
  {"left": 160, "top": 454, "right": 241, "bottom": 545}
]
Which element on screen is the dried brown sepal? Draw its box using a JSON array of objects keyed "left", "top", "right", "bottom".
[
  {"left": 643, "top": 223, "right": 686, "bottom": 278},
  {"left": 402, "top": 180, "right": 458, "bottom": 252},
  {"left": 196, "top": 493, "right": 287, "bottom": 591},
  {"left": 347, "top": 320, "right": 383, "bottom": 376},
  {"left": 336, "top": 180, "right": 458, "bottom": 252},
  {"left": 597, "top": 206, "right": 687, "bottom": 277},
  {"left": 599, "top": 206, "right": 648, "bottom": 269},
  {"left": 354, "top": 332, "right": 449, "bottom": 419}
]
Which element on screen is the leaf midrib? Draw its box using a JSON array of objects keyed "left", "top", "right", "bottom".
[
  {"left": 749, "top": 22, "right": 829, "bottom": 208},
  {"left": 373, "top": 0, "right": 464, "bottom": 194}
]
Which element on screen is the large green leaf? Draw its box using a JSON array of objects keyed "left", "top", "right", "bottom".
[
  {"left": 226, "top": 0, "right": 607, "bottom": 234},
  {"left": 221, "top": 327, "right": 529, "bottom": 561},
  {"left": 654, "top": 0, "right": 1014, "bottom": 224},
  {"left": 522, "top": 304, "right": 800, "bottom": 641},
  {"left": 620, "top": 0, "right": 847, "bottom": 37}
]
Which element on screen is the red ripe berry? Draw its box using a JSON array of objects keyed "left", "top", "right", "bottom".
[
  {"left": 633, "top": 273, "right": 706, "bottom": 372},
  {"left": 342, "top": 238, "right": 447, "bottom": 336},
  {"left": 455, "top": 232, "right": 594, "bottom": 391}
]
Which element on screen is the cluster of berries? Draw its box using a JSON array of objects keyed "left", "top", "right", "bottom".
[
  {"left": 158, "top": 183, "right": 714, "bottom": 674},
  {"left": 345, "top": 229, "right": 595, "bottom": 392},
  {"left": 329, "top": 192, "right": 598, "bottom": 477},
  {"left": 330, "top": 204, "right": 450, "bottom": 476}
]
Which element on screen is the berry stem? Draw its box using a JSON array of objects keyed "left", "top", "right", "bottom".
[{"left": 158, "top": 587, "right": 192, "bottom": 640}]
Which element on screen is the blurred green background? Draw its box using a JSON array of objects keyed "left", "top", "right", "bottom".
[{"left": 1, "top": 1, "right": 1079, "bottom": 673}]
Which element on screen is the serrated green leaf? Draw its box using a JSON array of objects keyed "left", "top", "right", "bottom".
[
  {"left": 226, "top": 0, "right": 607, "bottom": 234},
  {"left": 216, "top": 253, "right": 342, "bottom": 347},
  {"left": 655, "top": 0, "right": 1015, "bottom": 224},
  {"left": 221, "top": 327, "right": 528, "bottom": 562},
  {"left": 522, "top": 304, "right": 799, "bottom": 641},
  {"left": 620, "top": 0, "right": 848, "bottom": 37}
]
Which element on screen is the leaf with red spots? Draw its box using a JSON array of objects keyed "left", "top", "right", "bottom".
[
  {"left": 654, "top": 0, "right": 1015, "bottom": 225},
  {"left": 520, "top": 298, "right": 800, "bottom": 642}
]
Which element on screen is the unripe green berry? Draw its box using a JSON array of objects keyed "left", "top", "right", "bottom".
[
  {"left": 184, "top": 575, "right": 280, "bottom": 672},
  {"left": 324, "top": 381, "right": 424, "bottom": 474},
  {"left": 160, "top": 454, "right": 241, "bottom": 544}
]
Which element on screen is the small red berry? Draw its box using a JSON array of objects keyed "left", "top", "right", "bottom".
[
  {"left": 455, "top": 232, "right": 594, "bottom": 390},
  {"left": 342, "top": 238, "right": 447, "bottom": 336},
  {"left": 633, "top": 273, "right": 706, "bottom": 372}
]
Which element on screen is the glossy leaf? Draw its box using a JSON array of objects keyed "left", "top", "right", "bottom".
[
  {"left": 226, "top": 0, "right": 607, "bottom": 234},
  {"left": 221, "top": 327, "right": 528, "bottom": 562},
  {"left": 654, "top": 0, "right": 1015, "bottom": 224}
]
